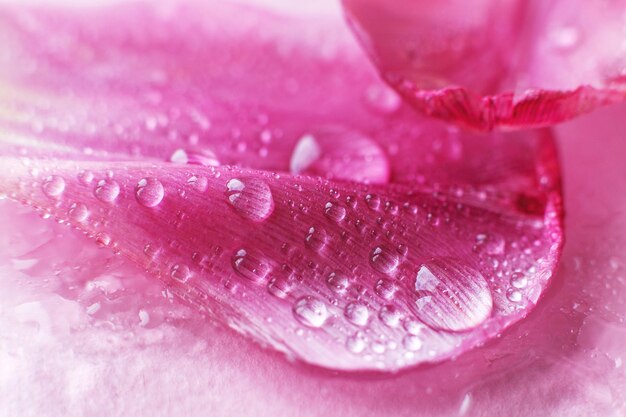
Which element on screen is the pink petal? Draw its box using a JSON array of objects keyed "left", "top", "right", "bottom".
[
  {"left": 0, "top": 0, "right": 563, "bottom": 372},
  {"left": 0, "top": 157, "right": 562, "bottom": 371},
  {"left": 342, "top": 0, "right": 626, "bottom": 130}
]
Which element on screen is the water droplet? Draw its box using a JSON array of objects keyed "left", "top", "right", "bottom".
[
  {"left": 324, "top": 202, "right": 346, "bottom": 223},
  {"left": 68, "top": 202, "right": 89, "bottom": 222},
  {"left": 170, "top": 264, "right": 191, "bottom": 283},
  {"left": 169, "top": 148, "right": 220, "bottom": 166},
  {"left": 374, "top": 278, "right": 398, "bottom": 300},
  {"left": 95, "top": 232, "right": 111, "bottom": 247},
  {"left": 305, "top": 226, "right": 328, "bottom": 252},
  {"left": 510, "top": 272, "right": 528, "bottom": 289},
  {"left": 413, "top": 259, "right": 493, "bottom": 332},
  {"left": 507, "top": 288, "right": 523, "bottom": 303},
  {"left": 327, "top": 272, "right": 349, "bottom": 293},
  {"left": 187, "top": 175, "right": 208, "bottom": 192},
  {"left": 379, "top": 305, "right": 402, "bottom": 327},
  {"left": 370, "top": 245, "right": 400, "bottom": 274},
  {"left": 549, "top": 25, "right": 580, "bottom": 51},
  {"left": 232, "top": 248, "right": 270, "bottom": 283},
  {"left": 345, "top": 303, "right": 369, "bottom": 326},
  {"left": 225, "top": 178, "right": 274, "bottom": 222},
  {"left": 42, "top": 175, "right": 65, "bottom": 198},
  {"left": 135, "top": 177, "right": 164, "bottom": 207},
  {"left": 268, "top": 276, "right": 293, "bottom": 298},
  {"left": 289, "top": 128, "right": 389, "bottom": 184},
  {"left": 95, "top": 179, "right": 120, "bottom": 203},
  {"left": 365, "top": 194, "right": 381, "bottom": 210},
  {"left": 77, "top": 170, "right": 94, "bottom": 185},
  {"left": 402, "top": 334, "right": 423, "bottom": 351},
  {"left": 346, "top": 332, "right": 366, "bottom": 354},
  {"left": 293, "top": 296, "right": 329, "bottom": 328}
]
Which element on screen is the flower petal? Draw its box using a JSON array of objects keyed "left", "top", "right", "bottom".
[
  {"left": 0, "top": 0, "right": 564, "bottom": 372},
  {"left": 0, "top": 158, "right": 562, "bottom": 371},
  {"left": 342, "top": 0, "right": 626, "bottom": 130}
]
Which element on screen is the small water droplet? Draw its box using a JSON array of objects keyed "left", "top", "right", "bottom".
[
  {"left": 225, "top": 178, "right": 274, "bottom": 222},
  {"left": 324, "top": 202, "right": 346, "bottom": 223},
  {"left": 365, "top": 194, "right": 381, "bottom": 210},
  {"left": 95, "top": 179, "right": 120, "bottom": 203},
  {"left": 345, "top": 303, "right": 369, "bottom": 326},
  {"left": 293, "top": 296, "right": 329, "bottom": 328},
  {"left": 170, "top": 264, "right": 191, "bottom": 283},
  {"left": 42, "top": 175, "right": 65, "bottom": 198},
  {"left": 305, "top": 226, "right": 328, "bottom": 252},
  {"left": 135, "top": 177, "right": 164, "bottom": 207},
  {"left": 413, "top": 259, "right": 493, "bottom": 332},
  {"left": 510, "top": 272, "right": 528, "bottom": 289},
  {"left": 374, "top": 278, "right": 398, "bottom": 300},
  {"left": 346, "top": 332, "right": 367, "bottom": 354},
  {"left": 370, "top": 245, "right": 400, "bottom": 274},
  {"left": 68, "top": 202, "right": 89, "bottom": 222},
  {"left": 507, "top": 288, "right": 523, "bottom": 303},
  {"left": 232, "top": 248, "right": 270, "bottom": 283},
  {"left": 95, "top": 232, "right": 111, "bottom": 247},
  {"left": 365, "top": 84, "right": 401, "bottom": 114},
  {"left": 169, "top": 148, "right": 220, "bottom": 166},
  {"left": 379, "top": 305, "right": 402, "bottom": 327},
  {"left": 267, "top": 276, "right": 293, "bottom": 298},
  {"left": 187, "top": 175, "right": 208, "bottom": 192},
  {"left": 402, "top": 334, "right": 423, "bottom": 351},
  {"left": 77, "top": 170, "right": 94, "bottom": 185},
  {"left": 327, "top": 272, "right": 349, "bottom": 293},
  {"left": 549, "top": 25, "right": 580, "bottom": 51}
]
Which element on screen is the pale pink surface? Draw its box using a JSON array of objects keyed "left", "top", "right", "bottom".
[{"left": 343, "top": 0, "right": 626, "bottom": 130}]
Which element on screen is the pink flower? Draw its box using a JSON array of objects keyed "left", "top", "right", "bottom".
[{"left": 0, "top": 0, "right": 622, "bottom": 416}]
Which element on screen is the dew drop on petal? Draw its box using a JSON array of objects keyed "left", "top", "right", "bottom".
[
  {"left": 345, "top": 302, "right": 369, "bottom": 326},
  {"left": 403, "top": 334, "right": 423, "bottom": 351},
  {"left": 225, "top": 178, "right": 274, "bottom": 222},
  {"left": 346, "top": 332, "right": 367, "bottom": 354},
  {"left": 510, "top": 272, "right": 528, "bottom": 289},
  {"left": 413, "top": 259, "right": 493, "bottom": 332},
  {"left": 232, "top": 248, "right": 270, "bottom": 283},
  {"left": 293, "top": 296, "right": 329, "bottom": 328},
  {"left": 326, "top": 272, "right": 349, "bottom": 293},
  {"left": 169, "top": 148, "right": 220, "bottom": 166},
  {"left": 170, "top": 264, "right": 191, "bottom": 283},
  {"left": 95, "top": 179, "right": 120, "bottom": 203},
  {"left": 370, "top": 245, "right": 400, "bottom": 274},
  {"left": 42, "top": 175, "right": 65, "bottom": 199},
  {"left": 324, "top": 202, "right": 346, "bottom": 223},
  {"left": 135, "top": 177, "right": 164, "bottom": 207},
  {"left": 68, "top": 202, "right": 89, "bottom": 222},
  {"left": 379, "top": 304, "right": 402, "bottom": 327},
  {"left": 305, "top": 226, "right": 328, "bottom": 252}
]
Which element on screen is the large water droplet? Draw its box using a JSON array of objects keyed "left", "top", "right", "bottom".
[
  {"left": 293, "top": 296, "right": 329, "bottom": 328},
  {"left": 135, "top": 177, "right": 164, "bottom": 207},
  {"left": 68, "top": 202, "right": 89, "bottom": 222},
  {"left": 42, "top": 175, "right": 65, "bottom": 198},
  {"left": 232, "top": 248, "right": 270, "bottom": 283},
  {"left": 95, "top": 179, "right": 120, "bottom": 203},
  {"left": 225, "top": 178, "right": 274, "bottom": 222},
  {"left": 289, "top": 128, "right": 389, "bottom": 184},
  {"left": 374, "top": 278, "right": 398, "bottom": 300},
  {"left": 412, "top": 258, "right": 493, "bottom": 332},
  {"left": 370, "top": 246, "right": 400, "bottom": 274},
  {"left": 169, "top": 148, "right": 220, "bottom": 166},
  {"left": 345, "top": 303, "right": 369, "bottom": 326}
]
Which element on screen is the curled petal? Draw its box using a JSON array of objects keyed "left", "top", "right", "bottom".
[{"left": 342, "top": 0, "right": 626, "bottom": 130}]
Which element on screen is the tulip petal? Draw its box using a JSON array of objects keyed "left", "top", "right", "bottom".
[
  {"left": 342, "top": 0, "right": 626, "bottom": 130},
  {"left": 0, "top": 0, "right": 564, "bottom": 372}
]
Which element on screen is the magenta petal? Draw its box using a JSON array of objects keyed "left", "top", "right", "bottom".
[
  {"left": 342, "top": 0, "right": 626, "bottom": 130},
  {"left": 0, "top": 158, "right": 562, "bottom": 371}
]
